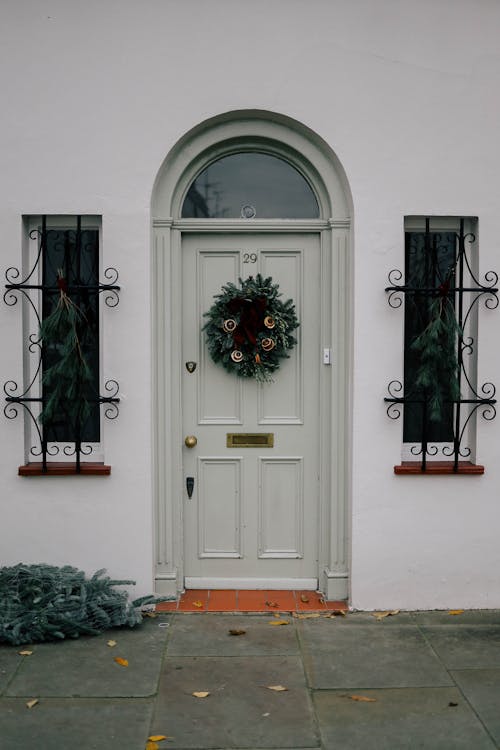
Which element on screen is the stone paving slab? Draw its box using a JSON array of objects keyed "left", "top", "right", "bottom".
[
  {"left": 452, "top": 669, "right": 500, "bottom": 746},
  {"left": 0, "top": 647, "right": 23, "bottom": 693},
  {"left": 299, "top": 620, "right": 452, "bottom": 688},
  {"left": 313, "top": 687, "right": 497, "bottom": 749},
  {"left": 420, "top": 625, "right": 500, "bottom": 669},
  {"left": 167, "top": 614, "right": 299, "bottom": 656},
  {"left": 412, "top": 610, "right": 500, "bottom": 626},
  {"left": 5, "top": 618, "right": 170, "bottom": 698},
  {"left": 151, "top": 655, "right": 319, "bottom": 748},
  {"left": 0, "top": 696, "right": 154, "bottom": 750}
]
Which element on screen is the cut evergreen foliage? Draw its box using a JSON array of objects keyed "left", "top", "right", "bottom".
[
  {"left": 411, "top": 295, "right": 462, "bottom": 423},
  {"left": 203, "top": 274, "right": 299, "bottom": 382},
  {"left": 38, "top": 271, "right": 93, "bottom": 428},
  {"left": 0, "top": 564, "right": 155, "bottom": 645}
]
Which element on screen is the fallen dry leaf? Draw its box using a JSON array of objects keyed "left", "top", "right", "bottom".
[
  {"left": 148, "top": 736, "right": 168, "bottom": 742},
  {"left": 228, "top": 629, "right": 246, "bottom": 636},
  {"left": 192, "top": 691, "right": 210, "bottom": 698},
  {"left": 349, "top": 695, "right": 377, "bottom": 702},
  {"left": 265, "top": 601, "right": 279, "bottom": 608},
  {"left": 26, "top": 699, "right": 38, "bottom": 709},
  {"left": 114, "top": 657, "right": 129, "bottom": 667},
  {"left": 448, "top": 610, "right": 464, "bottom": 616},
  {"left": 293, "top": 613, "right": 321, "bottom": 620},
  {"left": 146, "top": 743, "right": 160, "bottom": 750},
  {"left": 192, "top": 601, "right": 204, "bottom": 608},
  {"left": 144, "top": 612, "right": 158, "bottom": 618},
  {"left": 18, "top": 650, "right": 33, "bottom": 656},
  {"left": 373, "top": 610, "right": 400, "bottom": 621},
  {"left": 332, "top": 608, "right": 347, "bottom": 616},
  {"left": 300, "top": 594, "right": 310, "bottom": 603},
  {"left": 268, "top": 619, "right": 289, "bottom": 626},
  {"left": 267, "top": 685, "right": 288, "bottom": 692},
  {"left": 107, "top": 640, "right": 117, "bottom": 648},
  {"left": 449, "top": 701, "right": 458, "bottom": 707}
]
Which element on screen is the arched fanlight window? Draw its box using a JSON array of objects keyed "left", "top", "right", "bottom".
[{"left": 181, "top": 152, "right": 320, "bottom": 219}]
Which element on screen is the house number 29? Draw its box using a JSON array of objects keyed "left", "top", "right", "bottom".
[{"left": 243, "top": 253, "right": 258, "bottom": 264}]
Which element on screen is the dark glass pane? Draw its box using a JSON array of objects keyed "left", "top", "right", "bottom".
[
  {"left": 42, "top": 224, "right": 100, "bottom": 442},
  {"left": 403, "top": 231, "right": 457, "bottom": 443},
  {"left": 182, "top": 152, "right": 319, "bottom": 218}
]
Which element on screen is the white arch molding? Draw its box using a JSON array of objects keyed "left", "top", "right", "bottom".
[{"left": 151, "top": 110, "right": 352, "bottom": 600}]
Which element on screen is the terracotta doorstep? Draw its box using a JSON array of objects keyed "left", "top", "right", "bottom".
[{"left": 156, "top": 590, "right": 347, "bottom": 613}]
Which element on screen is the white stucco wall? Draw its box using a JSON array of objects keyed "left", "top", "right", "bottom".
[{"left": 1, "top": 0, "right": 500, "bottom": 607}]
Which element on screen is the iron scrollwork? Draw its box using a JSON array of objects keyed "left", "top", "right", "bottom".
[
  {"left": 3, "top": 216, "right": 121, "bottom": 472},
  {"left": 385, "top": 218, "right": 498, "bottom": 472}
]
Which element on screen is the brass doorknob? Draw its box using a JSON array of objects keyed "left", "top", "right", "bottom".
[{"left": 184, "top": 435, "right": 198, "bottom": 448}]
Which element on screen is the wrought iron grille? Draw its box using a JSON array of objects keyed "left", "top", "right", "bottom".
[
  {"left": 4, "top": 216, "right": 120, "bottom": 472},
  {"left": 385, "top": 217, "right": 498, "bottom": 471}
]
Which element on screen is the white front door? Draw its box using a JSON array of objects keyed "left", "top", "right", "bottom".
[{"left": 182, "top": 233, "right": 323, "bottom": 589}]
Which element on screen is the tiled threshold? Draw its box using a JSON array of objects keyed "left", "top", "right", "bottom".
[{"left": 155, "top": 589, "right": 347, "bottom": 613}]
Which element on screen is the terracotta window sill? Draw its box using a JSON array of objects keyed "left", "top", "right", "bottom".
[
  {"left": 18, "top": 462, "right": 111, "bottom": 476},
  {"left": 394, "top": 461, "right": 484, "bottom": 475}
]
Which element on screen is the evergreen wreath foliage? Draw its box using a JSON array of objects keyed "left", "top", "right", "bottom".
[
  {"left": 411, "top": 292, "right": 462, "bottom": 423},
  {"left": 38, "top": 270, "right": 93, "bottom": 428},
  {"left": 203, "top": 274, "right": 299, "bottom": 382},
  {"left": 0, "top": 564, "right": 156, "bottom": 645}
]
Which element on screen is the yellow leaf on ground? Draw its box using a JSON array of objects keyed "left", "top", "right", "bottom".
[
  {"left": 268, "top": 620, "right": 289, "bottom": 626},
  {"left": 448, "top": 610, "right": 464, "bottom": 616},
  {"left": 114, "top": 657, "right": 129, "bottom": 667},
  {"left": 146, "top": 743, "right": 159, "bottom": 750},
  {"left": 26, "top": 699, "right": 38, "bottom": 709},
  {"left": 148, "top": 736, "right": 168, "bottom": 742},
  {"left": 192, "top": 601, "right": 204, "bottom": 608},
  {"left": 293, "top": 613, "right": 321, "bottom": 620},
  {"left": 144, "top": 612, "right": 158, "bottom": 618},
  {"left": 107, "top": 640, "right": 117, "bottom": 648},
  {"left": 300, "top": 594, "right": 310, "bottom": 603},
  {"left": 349, "top": 695, "right": 377, "bottom": 702},
  {"left": 265, "top": 601, "right": 279, "bottom": 608},
  {"left": 267, "top": 685, "right": 288, "bottom": 692},
  {"left": 192, "top": 691, "right": 210, "bottom": 698},
  {"left": 228, "top": 629, "right": 246, "bottom": 636},
  {"left": 373, "top": 610, "right": 400, "bottom": 621},
  {"left": 18, "top": 650, "right": 33, "bottom": 656}
]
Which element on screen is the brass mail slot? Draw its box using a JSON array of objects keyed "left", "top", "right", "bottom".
[{"left": 227, "top": 433, "right": 274, "bottom": 448}]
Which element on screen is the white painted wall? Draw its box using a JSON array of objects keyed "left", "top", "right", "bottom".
[{"left": 1, "top": 0, "right": 500, "bottom": 607}]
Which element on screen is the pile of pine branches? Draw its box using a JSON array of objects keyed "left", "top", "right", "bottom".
[{"left": 0, "top": 564, "right": 153, "bottom": 645}]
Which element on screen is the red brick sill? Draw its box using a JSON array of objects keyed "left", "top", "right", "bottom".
[
  {"left": 18, "top": 462, "right": 111, "bottom": 476},
  {"left": 394, "top": 461, "right": 484, "bottom": 475}
]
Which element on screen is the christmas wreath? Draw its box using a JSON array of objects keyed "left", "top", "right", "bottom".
[{"left": 203, "top": 274, "right": 299, "bottom": 382}]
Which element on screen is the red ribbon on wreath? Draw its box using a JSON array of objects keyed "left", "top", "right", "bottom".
[{"left": 227, "top": 296, "right": 267, "bottom": 347}]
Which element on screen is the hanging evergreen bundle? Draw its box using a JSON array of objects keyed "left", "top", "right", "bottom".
[
  {"left": 38, "top": 270, "right": 93, "bottom": 428},
  {"left": 203, "top": 274, "right": 299, "bottom": 382},
  {"left": 0, "top": 564, "right": 157, "bottom": 645},
  {"left": 411, "top": 291, "right": 462, "bottom": 423}
]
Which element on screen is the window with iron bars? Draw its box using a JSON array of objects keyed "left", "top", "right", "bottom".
[
  {"left": 385, "top": 216, "right": 498, "bottom": 473},
  {"left": 4, "top": 216, "right": 120, "bottom": 474}
]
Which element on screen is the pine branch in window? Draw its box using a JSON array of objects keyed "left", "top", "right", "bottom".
[
  {"left": 39, "top": 270, "right": 93, "bottom": 428},
  {"left": 410, "top": 288, "right": 461, "bottom": 423}
]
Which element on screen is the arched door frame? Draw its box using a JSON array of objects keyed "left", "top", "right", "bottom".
[{"left": 151, "top": 110, "right": 352, "bottom": 600}]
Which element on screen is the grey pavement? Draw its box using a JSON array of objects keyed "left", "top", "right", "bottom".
[{"left": 1, "top": 610, "right": 500, "bottom": 749}]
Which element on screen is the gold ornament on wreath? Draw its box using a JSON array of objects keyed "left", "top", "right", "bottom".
[
  {"left": 223, "top": 319, "right": 237, "bottom": 333},
  {"left": 261, "top": 337, "right": 275, "bottom": 352},
  {"left": 203, "top": 274, "right": 299, "bottom": 383}
]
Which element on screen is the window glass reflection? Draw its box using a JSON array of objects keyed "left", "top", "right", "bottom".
[{"left": 182, "top": 152, "right": 319, "bottom": 218}]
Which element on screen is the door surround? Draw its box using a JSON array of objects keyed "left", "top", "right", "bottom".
[{"left": 151, "top": 110, "right": 352, "bottom": 600}]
